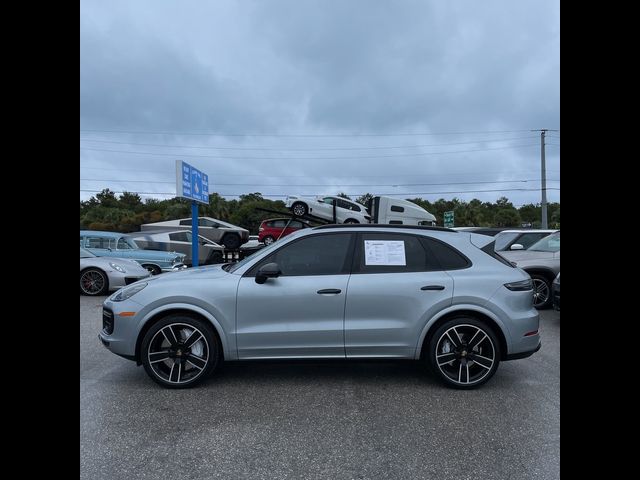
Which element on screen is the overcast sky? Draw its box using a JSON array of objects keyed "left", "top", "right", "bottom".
[{"left": 80, "top": 0, "right": 559, "bottom": 207}]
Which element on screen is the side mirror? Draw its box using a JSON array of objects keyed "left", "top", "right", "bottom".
[
  {"left": 255, "top": 262, "right": 282, "bottom": 284},
  {"left": 510, "top": 243, "right": 524, "bottom": 250}
]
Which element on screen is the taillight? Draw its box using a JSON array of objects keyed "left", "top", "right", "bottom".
[{"left": 504, "top": 279, "right": 533, "bottom": 291}]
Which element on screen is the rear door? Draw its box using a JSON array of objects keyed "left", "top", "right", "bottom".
[{"left": 344, "top": 232, "right": 454, "bottom": 358}]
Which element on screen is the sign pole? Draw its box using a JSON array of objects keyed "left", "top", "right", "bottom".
[{"left": 191, "top": 201, "right": 199, "bottom": 267}]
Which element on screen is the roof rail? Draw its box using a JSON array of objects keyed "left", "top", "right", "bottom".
[{"left": 312, "top": 224, "right": 457, "bottom": 232}]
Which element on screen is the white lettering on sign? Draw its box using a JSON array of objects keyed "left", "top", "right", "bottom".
[{"left": 364, "top": 240, "right": 406, "bottom": 266}]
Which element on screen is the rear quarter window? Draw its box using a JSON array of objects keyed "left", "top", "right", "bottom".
[{"left": 420, "top": 237, "right": 471, "bottom": 270}]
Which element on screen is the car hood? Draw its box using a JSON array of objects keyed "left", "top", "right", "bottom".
[{"left": 142, "top": 264, "right": 230, "bottom": 284}]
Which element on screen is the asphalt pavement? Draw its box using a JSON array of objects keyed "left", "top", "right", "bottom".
[{"left": 81, "top": 295, "right": 560, "bottom": 480}]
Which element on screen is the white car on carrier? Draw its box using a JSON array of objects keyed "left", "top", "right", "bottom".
[{"left": 286, "top": 195, "right": 370, "bottom": 224}]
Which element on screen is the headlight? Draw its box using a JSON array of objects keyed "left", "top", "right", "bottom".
[
  {"left": 109, "top": 262, "right": 127, "bottom": 273},
  {"left": 504, "top": 279, "right": 533, "bottom": 291},
  {"left": 111, "top": 282, "right": 147, "bottom": 302}
]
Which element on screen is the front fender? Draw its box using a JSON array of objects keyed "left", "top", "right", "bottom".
[
  {"left": 413, "top": 304, "right": 510, "bottom": 359},
  {"left": 138, "top": 302, "right": 235, "bottom": 361}
]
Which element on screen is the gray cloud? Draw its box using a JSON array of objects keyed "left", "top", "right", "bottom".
[{"left": 80, "top": 0, "right": 559, "bottom": 207}]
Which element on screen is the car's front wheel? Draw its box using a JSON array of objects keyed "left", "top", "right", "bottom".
[
  {"left": 141, "top": 314, "right": 220, "bottom": 389},
  {"left": 80, "top": 268, "right": 109, "bottom": 296},
  {"left": 427, "top": 317, "right": 501, "bottom": 389},
  {"left": 530, "top": 274, "right": 552, "bottom": 309}
]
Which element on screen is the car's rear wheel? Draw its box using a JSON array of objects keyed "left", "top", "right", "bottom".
[
  {"left": 80, "top": 268, "right": 109, "bottom": 296},
  {"left": 222, "top": 234, "right": 241, "bottom": 250},
  {"left": 291, "top": 202, "right": 308, "bottom": 217},
  {"left": 427, "top": 317, "right": 500, "bottom": 389},
  {"left": 344, "top": 218, "right": 359, "bottom": 224},
  {"left": 142, "top": 264, "right": 161, "bottom": 275},
  {"left": 530, "top": 274, "right": 552, "bottom": 309},
  {"left": 141, "top": 315, "right": 220, "bottom": 389},
  {"left": 263, "top": 235, "right": 275, "bottom": 245}
]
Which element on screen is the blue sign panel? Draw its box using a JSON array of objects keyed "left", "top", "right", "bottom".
[{"left": 176, "top": 160, "right": 209, "bottom": 204}]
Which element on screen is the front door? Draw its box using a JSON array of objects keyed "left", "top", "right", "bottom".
[{"left": 236, "top": 233, "right": 355, "bottom": 359}]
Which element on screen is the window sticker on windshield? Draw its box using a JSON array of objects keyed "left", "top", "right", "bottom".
[{"left": 364, "top": 240, "right": 406, "bottom": 266}]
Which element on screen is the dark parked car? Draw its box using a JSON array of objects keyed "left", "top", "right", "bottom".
[{"left": 258, "top": 218, "right": 310, "bottom": 245}]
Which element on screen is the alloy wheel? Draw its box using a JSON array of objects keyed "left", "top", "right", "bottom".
[
  {"left": 532, "top": 278, "right": 550, "bottom": 308},
  {"left": 147, "top": 323, "right": 210, "bottom": 385},
  {"left": 435, "top": 324, "right": 496, "bottom": 386},
  {"left": 80, "top": 270, "right": 107, "bottom": 295}
]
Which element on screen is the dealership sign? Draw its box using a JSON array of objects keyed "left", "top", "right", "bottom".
[{"left": 176, "top": 160, "right": 209, "bottom": 204}]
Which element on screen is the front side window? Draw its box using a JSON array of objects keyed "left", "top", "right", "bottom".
[
  {"left": 494, "top": 232, "right": 520, "bottom": 251},
  {"left": 248, "top": 233, "right": 353, "bottom": 276},
  {"left": 199, "top": 218, "right": 219, "bottom": 227}
]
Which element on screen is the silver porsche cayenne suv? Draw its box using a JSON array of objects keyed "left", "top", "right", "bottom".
[{"left": 99, "top": 225, "right": 540, "bottom": 389}]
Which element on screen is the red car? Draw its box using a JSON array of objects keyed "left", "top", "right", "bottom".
[{"left": 258, "top": 218, "right": 310, "bottom": 245}]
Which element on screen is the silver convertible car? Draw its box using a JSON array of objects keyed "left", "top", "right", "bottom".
[
  {"left": 80, "top": 248, "right": 151, "bottom": 296},
  {"left": 99, "top": 225, "right": 540, "bottom": 389}
]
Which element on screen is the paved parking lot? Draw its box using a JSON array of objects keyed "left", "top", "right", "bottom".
[{"left": 81, "top": 295, "right": 559, "bottom": 480}]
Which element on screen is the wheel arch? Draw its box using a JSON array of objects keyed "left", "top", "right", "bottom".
[
  {"left": 523, "top": 267, "right": 556, "bottom": 282},
  {"left": 135, "top": 304, "right": 230, "bottom": 365},
  {"left": 415, "top": 306, "right": 509, "bottom": 361}
]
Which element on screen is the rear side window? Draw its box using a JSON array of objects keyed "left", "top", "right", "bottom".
[
  {"left": 179, "top": 219, "right": 191, "bottom": 226},
  {"left": 354, "top": 233, "right": 439, "bottom": 273},
  {"left": 421, "top": 237, "right": 471, "bottom": 270}
]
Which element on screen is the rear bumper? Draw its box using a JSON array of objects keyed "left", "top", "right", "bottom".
[{"left": 505, "top": 340, "right": 541, "bottom": 360}]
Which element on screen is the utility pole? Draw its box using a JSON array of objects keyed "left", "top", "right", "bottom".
[{"left": 532, "top": 129, "right": 558, "bottom": 228}]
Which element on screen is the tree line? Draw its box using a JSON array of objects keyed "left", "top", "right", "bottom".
[{"left": 80, "top": 188, "right": 560, "bottom": 234}]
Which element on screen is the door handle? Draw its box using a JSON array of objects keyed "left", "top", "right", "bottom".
[
  {"left": 317, "top": 289, "right": 342, "bottom": 295},
  {"left": 421, "top": 285, "right": 445, "bottom": 291}
]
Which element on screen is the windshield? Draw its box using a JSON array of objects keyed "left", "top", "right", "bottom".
[
  {"left": 80, "top": 248, "right": 95, "bottom": 258},
  {"left": 527, "top": 232, "right": 560, "bottom": 252}
]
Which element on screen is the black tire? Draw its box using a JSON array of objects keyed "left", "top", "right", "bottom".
[
  {"left": 141, "top": 314, "right": 220, "bottom": 389},
  {"left": 344, "top": 218, "right": 359, "bottom": 224},
  {"left": 79, "top": 268, "right": 109, "bottom": 296},
  {"left": 427, "top": 317, "right": 501, "bottom": 389},
  {"left": 263, "top": 235, "right": 275, "bottom": 245},
  {"left": 291, "top": 202, "right": 308, "bottom": 217},
  {"left": 142, "top": 264, "right": 161, "bottom": 276},
  {"left": 222, "top": 234, "right": 241, "bottom": 250},
  {"left": 530, "top": 273, "right": 552, "bottom": 309}
]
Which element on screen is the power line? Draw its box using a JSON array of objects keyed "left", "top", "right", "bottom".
[
  {"left": 80, "top": 143, "right": 540, "bottom": 160},
  {"left": 80, "top": 187, "right": 560, "bottom": 197},
  {"left": 79, "top": 128, "right": 536, "bottom": 137},
  {"left": 78, "top": 135, "right": 539, "bottom": 152},
  {"left": 80, "top": 178, "right": 560, "bottom": 187},
  {"left": 80, "top": 166, "right": 560, "bottom": 176}
]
